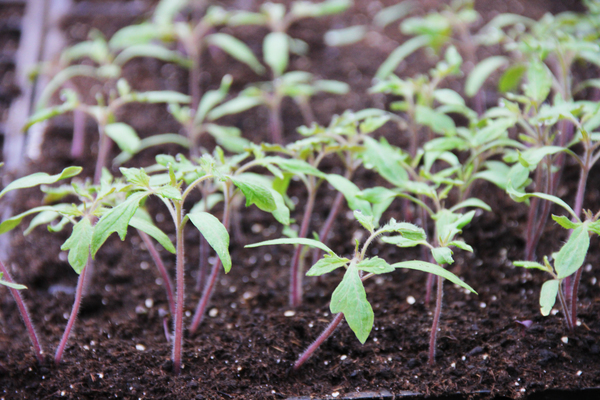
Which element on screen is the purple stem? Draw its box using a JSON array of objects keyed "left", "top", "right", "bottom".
[
  {"left": 195, "top": 184, "right": 210, "bottom": 292},
  {"left": 567, "top": 152, "right": 591, "bottom": 329},
  {"left": 294, "top": 312, "right": 344, "bottom": 369},
  {"left": 172, "top": 205, "right": 185, "bottom": 375},
  {"left": 0, "top": 260, "right": 44, "bottom": 363},
  {"left": 428, "top": 275, "right": 443, "bottom": 365},
  {"left": 94, "top": 125, "right": 113, "bottom": 185},
  {"left": 269, "top": 100, "right": 284, "bottom": 145},
  {"left": 289, "top": 187, "right": 317, "bottom": 308},
  {"left": 70, "top": 108, "right": 86, "bottom": 159},
  {"left": 311, "top": 168, "right": 353, "bottom": 266},
  {"left": 424, "top": 272, "right": 435, "bottom": 305},
  {"left": 195, "top": 236, "right": 209, "bottom": 292},
  {"left": 189, "top": 186, "right": 231, "bottom": 334},
  {"left": 163, "top": 317, "right": 171, "bottom": 342},
  {"left": 137, "top": 229, "right": 175, "bottom": 316},
  {"left": 55, "top": 259, "right": 89, "bottom": 365}
]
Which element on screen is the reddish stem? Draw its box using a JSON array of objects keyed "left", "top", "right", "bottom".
[
  {"left": 0, "top": 260, "right": 44, "bottom": 363},
  {"left": 137, "top": 229, "right": 175, "bottom": 316},
  {"left": 70, "top": 108, "right": 86, "bottom": 159},
  {"left": 172, "top": 205, "right": 185, "bottom": 375},
  {"left": 311, "top": 191, "right": 344, "bottom": 266},
  {"left": 289, "top": 187, "right": 317, "bottom": 308},
  {"left": 195, "top": 184, "right": 210, "bottom": 292},
  {"left": 189, "top": 185, "right": 231, "bottom": 334},
  {"left": 294, "top": 312, "right": 344, "bottom": 369},
  {"left": 196, "top": 236, "right": 209, "bottom": 292},
  {"left": 94, "top": 125, "right": 113, "bottom": 185},
  {"left": 428, "top": 275, "right": 443, "bottom": 365},
  {"left": 567, "top": 153, "right": 591, "bottom": 328},
  {"left": 269, "top": 100, "right": 284, "bottom": 144},
  {"left": 55, "top": 259, "right": 89, "bottom": 365}
]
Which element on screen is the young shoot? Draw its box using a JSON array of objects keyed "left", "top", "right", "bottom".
[{"left": 247, "top": 210, "right": 476, "bottom": 368}]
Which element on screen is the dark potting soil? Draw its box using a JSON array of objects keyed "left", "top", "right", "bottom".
[{"left": 1, "top": 0, "right": 600, "bottom": 399}]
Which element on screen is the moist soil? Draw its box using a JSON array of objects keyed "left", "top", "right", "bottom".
[{"left": 1, "top": 0, "right": 600, "bottom": 399}]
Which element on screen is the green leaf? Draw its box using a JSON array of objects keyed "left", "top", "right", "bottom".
[
  {"left": 306, "top": 255, "right": 350, "bottom": 276},
  {"left": 554, "top": 225, "right": 590, "bottom": 279},
  {"left": 205, "top": 124, "right": 251, "bottom": 153},
  {"left": 194, "top": 75, "right": 232, "bottom": 125},
  {"left": 518, "top": 146, "right": 565, "bottom": 168},
  {"left": 132, "top": 90, "right": 191, "bottom": 104},
  {"left": 153, "top": 0, "right": 188, "bottom": 26},
  {"left": 431, "top": 247, "right": 454, "bottom": 265},
  {"left": 109, "top": 22, "right": 163, "bottom": 49},
  {"left": 330, "top": 263, "right": 374, "bottom": 344},
  {"left": 113, "top": 134, "right": 190, "bottom": 165},
  {"left": 24, "top": 210, "right": 61, "bottom": 235},
  {"left": 375, "top": 35, "right": 429, "bottom": 79},
  {"left": 208, "top": 95, "right": 264, "bottom": 120},
  {"left": 206, "top": 34, "right": 266, "bottom": 75},
  {"left": 380, "top": 220, "right": 426, "bottom": 240},
  {"left": 104, "top": 123, "right": 141, "bottom": 154},
  {"left": 245, "top": 237, "right": 334, "bottom": 255},
  {"left": 154, "top": 185, "right": 182, "bottom": 201},
  {"left": 0, "top": 167, "right": 82, "bottom": 199},
  {"left": 313, "top": 79, "right": 350, "bottom": 95},
  {"left": 231, "top": 175, "right": 276, "bottom": 212},
  {"left": 189, "top": 212, "right": 232, "bottom": 273},
  {"left": 448, "top": 240, "right": 473, "bottom": 252},
  {"left": 506, "top": 187, "right": 579, "bottom": 222},
  {"left": 0, "top": 206, "right": 65, "bottom": 234},
  {"left": 113, "top": 44, "right": 191, "bottom": 68},
  {"left": 373, "top": 1, "right": 415, "bottom": 27},
  {"left": 354, "top": 210, "right": 374, "bottom": 232},
  {"left": 381, "top": 235, "right": 424, "bottom": 248},
  {"left": 513, "top": 260, "right": 547, "bottom": 272},
  {"left": 391, "top": 260, "right": 476, "bottom": 294},
  {"left": 465, "top": 56, "right": 508, "bottom": 97},
  {"left": 264, "top": 32, "right": 289, "bottom": 76},
  {"left": 61, "top": 218, "right": 92, "bottom": 274},
  {"left": 525, "top": 60, "right": 552, "bottom": 103},
  {"left": 540, "top": 279, "right": 559, "bottom": 316},
  {"left": 324, "top": 174, "right": 371, "bottom": 214},
  {"left": 91, "top": 192, "right": 148, "bottom": 257},
  {"left": 498, "top": 64, "right": 526, "bottom": 93},
  {"left": 449, "top": 198, "right": 491, "bottom": 213},
  {"left": 415, "top": 106, "right": 456, "bottom": 134},
  {"left": 324, "top": 26, "right": 367, "bottom": 46},
  {"left": 552, "top": 215, "right": 579, "bottom": 230},
  {"left": 0, "top": 274, "right": 27, "bottom": 290},
  {"left": 129, "top": 211, "right": 176, "bottom": 254},
  {"left": 261, "top": 157, "right": 325, "bottom": 178},
  {"left": 474, "top": 161, "right": 511, "bottom": 189},
  {"left": 433, "top": 88, "right": 465, "bottom": 106},
  {"left": 361, "top": 137, "right": 408, "bottom": 187},
  {"left": 356, "top": 257, "right": 395, "bottom": 274}
]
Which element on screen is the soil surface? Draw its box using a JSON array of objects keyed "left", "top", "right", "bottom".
[{"left": 1, "top": 1, "right": 600, "bottom": 399}]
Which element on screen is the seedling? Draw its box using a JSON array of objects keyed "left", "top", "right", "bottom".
[
  {"left": 359, "top": 135, "right": 493, "bottom": 363},
  {"left": 472, "top": 3, "right": 600, "bottom": 260},
  {"left": 247, "top": 210, "right": 476, "bottom": 368},
  {"left": 214, "top": 0, "right": 352, "bottom": 143},
  {"left": 110, "top": 0, "right": 264, "bottom": 156},
  {"left": 28, "top": 30, "right": 192, "bottom": 183},
  {"left": 253, "top": 109, "right": 389, "bottom": 307},
  {"left": 510, "top": 106, "right": 600, "bottom": 330},
  {"left": 0, "top": 166, "right": 83, "bottom": 363},
  {"left": 96, "top": 151, "right": 291, "bottom": 373}
]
